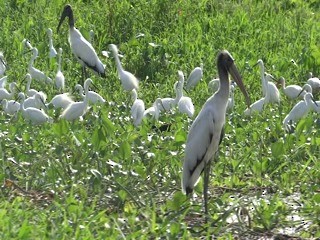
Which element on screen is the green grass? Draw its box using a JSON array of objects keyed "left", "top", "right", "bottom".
[{"left": 0, "top": 0, "right": 320, "bottom": 238}]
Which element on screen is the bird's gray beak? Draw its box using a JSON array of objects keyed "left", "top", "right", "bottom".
[
  {"left": 57, "top": 5, "right": 71, "bottom": 33},
  {"left": 0, "top": 58, "right": 6, "bottom": 67},
  {"left": 39, "top": 96, "right": 47, "bottom": 109},
  {"left": 312, "top": 97, "right": 318, "bottom": 107},
  {"left": 57, "top": 11, "right": 67, "bottom": 33},
  {"left": 252, "top": 61, "right": 259, "bottom": 68},
  {"left": 229, "top": 63, "right": 251, "bottom": 107},
  {"left": 298, "top": 87, "right": 305, "bottom": 97}
]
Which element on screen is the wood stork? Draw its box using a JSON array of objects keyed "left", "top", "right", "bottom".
[
  {"left": 74, "top": 79, "right": 106, "bottom": 104},
  {"left": 1, "top": 99, "right": 20, "bottom": 115},
  {"left": 182, "top": 50, "right": 250, "bottom": 217},
  {"left": 0, "top": 82, "right": 18, "bottom": 100},
  {"left": 278, "top": 77, "right": 303, "bottom": 100},
  {"left": 108, "top": 44, "right": 139, "bottom": 91},
  {"left": 28, "top": 48, "right": 52, "bottom": 84},
  {"left": 59, "top": 78, "right": 92, "bottom": 121},
  {"left": 55, "top": 48, "right": 65, "bottom": 92},
  {"left": 47, "top": 93, "right": 74, "bottom": 109},
  {"left": 57, "top": 4, "right": 106, "bottom": 81},
  {"left": 185, "top": 63, "right": 203, "bottom": 90},
  {"left": 306, "top": 72, "right": 320, "bottom": 93},
  {"left": 47, "top": 28, "right": 57, "bottom": 58},
  {"left": 0, "top": 76, "right": 8, "bottom": 89},
  {"left": 283, "top": 92, "right": 318, "bottom": 132},
  {"left": 177, "top": 71, "right": 195, "bottom": 118},
  {"left": 130, "top": 89, "right": 145, "bottom": 127},
  {"left": 254, "top": 59, "right": 280, "bottom": 104},
  {"left": 0, "top": 52, "right": 6, "bottom": 76},
  {"left": 244, "top": 73, "right": 272, "bottom": 116},
  {"left": 18, "top": 92, "right": 52, "bottom": 125}
]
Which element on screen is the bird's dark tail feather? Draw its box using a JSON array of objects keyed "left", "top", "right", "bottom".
[{"left": 186, "top": 187, "right": 193, "bottom": 195}]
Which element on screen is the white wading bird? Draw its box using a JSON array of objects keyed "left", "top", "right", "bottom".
[
  {"left": 28, "top": 48, "right": 52, "bottom": 84},
  {"left": 143, "top": 98, "right": 162, "bottom": 121},
  {"left": 0, "top": 82, "right": 19, "bottom": 100},
  {"left": 74, "top": 80, "right": 105, "bottom": 105},
  {"left": 0, "top": 76, "right": 8, "bottom": 89},
  {"left": 254, "top": 59, "right": 280, "bottom": 104},
  {"left": 1, "top": 99, "right": 20, "bottom": 115},
  {"left": 89, "top": 29, "right": 95, "bottom": 44},
  {"left": 108, "top": 44, "right": 139, "bottom": 91},
  {"left": 23, "top": 92, "right": 47, "bottom": 109},
  {"left": 182, "top": 50, "right": 250, "bottom": 217},
  {"left": 299, "top": 83, "right": 312, "bottom": 99},
  {"left": 283, "top": 92, "right": 318, "bottom": 132},
  {"left": 208, "top": 78, "right": 220, "bottom": 93},
  {"left": 177, "top": 71, "right": 194, "bottom": 117},
  {"left": 59, "top": 78, "right": 92, "bottom": 121},
  {"left": 23, "top": 73, "right": 47, "bottom": 101},
  {"left": 47, "top": 93, "right": 74, "bottom": 109},
  {"left": 22, "top": 39, "right": 33, "bottom": 51},
  {"left": 18, "top": 92, "right": 52, "bottom": 125},
  {"left": 0, "top": 52, "right": 6, "bottom": 76},
  {"left": 277, "top": 77, "right": 303, "bottom": 100},
  {"left": 227, "top": 83, "right": 235, "bottom": 112},
  {"left": 185, "top": 63, "right": 203, "bottom": 90},
  {"left": 306, "top": 72, "right": 320, "bottom": 93},
  {"left": 57, "top": 4, "right": 106, "bottom": 81},
  {"left": 55, "top": 48, "right": 65, "bottom": 92},
  {"left": 130, "top": 89, "right": 145, "bottom": 127},
  {"left": 47, "top": 28, "right": 57, "bottom": 58},
  {"left": 244, "top": 73, "right": 273, "bottom": 116}
]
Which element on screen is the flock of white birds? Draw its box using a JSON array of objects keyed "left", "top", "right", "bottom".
[{"left": 0, "top": 4, "right": 319, "bottom": 132}]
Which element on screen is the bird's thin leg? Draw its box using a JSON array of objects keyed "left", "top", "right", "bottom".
[{"left": 203, "top": 158, "right": 212, "bottom": 221}]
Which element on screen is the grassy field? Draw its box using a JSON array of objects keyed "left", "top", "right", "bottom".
[{"left": 0, "top": 0, "right": 320, "bottom": 238}]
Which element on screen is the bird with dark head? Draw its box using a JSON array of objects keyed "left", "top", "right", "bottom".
[
  {"left": 182, "top": 50, "right": 250, "bottom": 220},
  {"left": 57, "top": 4, "right": 106, "bottom": 81}
]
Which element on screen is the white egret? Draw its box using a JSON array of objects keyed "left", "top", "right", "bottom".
[
  {"left": 208, "top": 78, "right": 220, "bottom": 93},
  {"left": 23, "top": 92, "right": 47, "bottom": 109},
  {"left": 47, "top": 93, "right": 74, "bottom": 109},
  {"left": 55, "top": 48, "right": 65, "bottom": 91},
  {"left": 0, "top": 52, "right": 6, "bottom": 76},
  {"left": 227, "top": 84, "right": 235, "bottom": 112},
  {"left": 299, "top": 83, "right": 313, "bottom": 99},
  {"left": 57, "top": 4, "right": 106, "bottom": 80},
  {"left": 255, "top": 59, "right": 280, "bottom": 104},
  {"left": 74, "top": 80, "right": 105, "bottom": 105},
  {"left": 28, "top": 48, "right": 52, "bottom": 84},
  {"left": 108, "top": 44, "right": 139, "bottom": 91},
  {"left": 182, "top": 50, "right": 250, "bottom": 217},
  {"left": 306, "top": 72, "right": 320, "bottom": 93},
  {"left": 0, "top": 76, "right": 8, "bottom": 89},
  {"left": 185, "top": 63, "right": 203, "bottom": 90},
  {"left": 47, "top": 28, "right": 57, "bottom": 58},
  {"left": 18, "top": 92, "right": 52, "bottom": 125},
  {"left": 177, "top": 71, "right": 194, "bottom": 118},
  {"left": 22, "top": 39, "right": 33, "bottom": 51},
  {"left": 130, "top": 89, "right": 145, "bottom": 126},
  {"left": 278, "top": 77, "right": 303, "bottom": 100},
  {"left": 60, "top": 78, "right": 92, "bottom": 121},
  {"left": 1, "top": 99, "right": 20, "bottom": 115},
  {"left": 244, "top": 73, "right": 273, "bottom": 116},
  {"left": 0, "top": 82, "right": 18, "bottom": 100},
  {"left": 23, "top": 73, "right": 47, "bottom": 101},
  {"left": 143, "top": 99, "right": 162, "bottom": 121},
  {"left": 283, "top": 92, "right": 318, "bottom": 131}
]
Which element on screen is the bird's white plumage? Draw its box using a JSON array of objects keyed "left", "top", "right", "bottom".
[
  {"left": 109, "top": 44, "right": 139, "bottom": 91},
  {"left": 18, "top": 92, "right": 52, "bottom": 125},
  {"left": 306, "top": 72, "right": 320, "bottom": 93},
  {"left": 60, "top": 79, "right": 92, "bottom": 121},
  {"left": 0, "top": 76, "right": 8, "bottom": 89},
  {"left": 47, "top": 28, "right": 57, "bottom": 58},
  {"left": 1, "top": 99, "right": 20, "bottom": 115},
  {"left": 55, "top": 48, "right": 65, "bottom": 91},
  {"left": 227, "top": 84, "right": 235, "bottom": 112},
  {"left": 48, "top": 93, "right": 74, "bottom": 109},
  {"left": 177, "top": 71, "right": 194, "bottom": 117},
  {"left": 0, "top": 52, "right": 6, "bottom": 76},
  {"left": 143, "top": 98, "right": 161, "bottom": 120},
  {"left": 0, "top": 82, "right": 18, "bottom": 100},
  {"left": 130, "top": 89, "right": 145, "bottom": 126},
  {"left": 75, "top": 82, "right": 105, "bottom": 105},
  {"left": 256, "top": 59, "right": 280, "bottom": 104},
  {"left": 185, "top": 63, "right": 203, "bottom": 90},
  {"left": 283, "top": 92, "right": 316, "bottom": 131},
  {"left": 23, "top": 92, "right": 46, "bottom": 109},
  {"left": 278, "top": 77, "right": 303, "bottom": 100},
  {"left": 28, "top": 48, "right": 52, "bottom": 83},
  {"left": 208, "top": 78, "right": 220, "bottom": 93}
]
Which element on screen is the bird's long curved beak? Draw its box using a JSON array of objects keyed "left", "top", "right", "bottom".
[
  {"left": 0, "top": 58, "right": 6, "bottom": 67},
  {"left": 229, "top": 64, "right": 251, "bottom": 107},
  {"left": 57, "top": 10, "right": 67, "bottom": 33},
  {"left": 252, "top": 61, "right": 259, "bottom": 68},
  {"left": 298, "top": 87, "right": 306, "bottom": 97}
]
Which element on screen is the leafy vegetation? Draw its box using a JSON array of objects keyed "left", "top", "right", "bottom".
[{"left": 0, "top": 0, "right": 319, "bottom": 238}]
